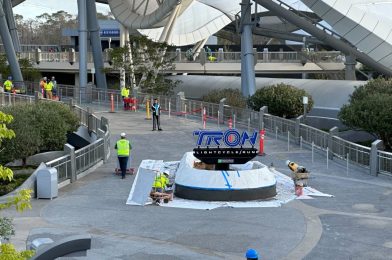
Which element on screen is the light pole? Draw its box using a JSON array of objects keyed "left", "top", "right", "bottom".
[{"left": 303, "top": 96, "right": 308, "bottom": 122}]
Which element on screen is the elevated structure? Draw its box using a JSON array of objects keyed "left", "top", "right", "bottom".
[{"left": 4, "top": 0, "right": 392, "bottom": 95}]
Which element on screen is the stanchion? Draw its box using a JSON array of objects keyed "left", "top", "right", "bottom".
[
  {"left": 169, "top": 101, "right": 171, "bottom": 118},
  {"left": 228, "top": 117, "right": 233, "bottom": 142},
  {"left": 203, "top": 107, "right": 206, "bottom": 129},
  {"left": 146, "top": 99, "right": 151, "bottom": 120},
  {"left": 258, "top": 129, "right": 266, "bottom": 156},
  {"left": 109, "top": 93, "right": 115, "bottom": 113}
]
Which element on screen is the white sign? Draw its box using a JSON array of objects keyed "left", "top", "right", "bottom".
[{"left": 91, "top": 68, "right": 95, "bottom": 74}]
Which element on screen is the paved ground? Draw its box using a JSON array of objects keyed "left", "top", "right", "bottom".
[{"left": 4, "top": 109, "right": 392, "bottom": 259}]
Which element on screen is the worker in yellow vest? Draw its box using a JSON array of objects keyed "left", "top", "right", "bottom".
[
  {"left": 115, "top": 132, "right": 132, "bottom": 179},
  {"left": 121, "top": 86, "right": 130, "bottom": 109},
  {"left": 152, "top": 172, "right": 169, "bottom": 192},
  {"left": 3, "top": 76, "right": 13, "bottom": 92},
  {"left": 40, "top": 77, "right": 47, "bottom": 98},
  {"left": 45, "top": 79, "right": 53, "bottom": 100}
]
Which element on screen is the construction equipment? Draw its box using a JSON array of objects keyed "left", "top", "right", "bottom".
[{"left": 286, "top": 160, "right": 309, "bottom": 196}]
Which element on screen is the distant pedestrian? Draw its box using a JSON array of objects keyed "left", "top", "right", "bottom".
[
  {"left": 49, "top": 76, "right": 58, "bottom": 99},
  {"left": 3, "top": 76, "right": 13, "bottom": 93},
  {"left": 115, "top": 133, "right": 132, "bottom": 179},
  {"left": 40, "top": 77, "right": 47, "bottom": 98},
  {"left": 151, "top": 98, "right": 162, "bottom": 131},
  {"left": 121, "top": 86, "right": 130, "bottom": 109}
]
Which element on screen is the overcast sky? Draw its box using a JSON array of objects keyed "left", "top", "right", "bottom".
[{"left": 13, "top": 0, "right": 110, "bottom": 18}]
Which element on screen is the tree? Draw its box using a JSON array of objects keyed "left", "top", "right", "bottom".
[
  {"left": 0, "top": 111, "right": 34, "bottom": 259},
  {"left": 248, "top": 83, "right": 314, "bottom": 118},
  {"left": 202, "top": 89, "right": 247, "bottom": 108},
  {"left": 105, "top": 35, "right": 180, "bottom": 95},
  {"left": 0, "top": 55, "right": 40, "bottom": 84},
  {"left": 339, "top": 78, "right": 392, "bottom": 150}
]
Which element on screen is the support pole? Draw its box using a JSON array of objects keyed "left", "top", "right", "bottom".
[
  {"left": 159, "top": 3, "right": 182, "bottom": 43},
  {"left": 0, "top": 0, "right": 23, "bottom": 82},
  {"left": 345, "top": 54, "right": 357, "bottom": 80},
  {"left": 240, "top": 0, "right": 256, "bottom": 97},
  {"left": 77, "top": 0, "right": 88, "bottom": 93},
  {"left": 3, "top": 0, "right": 20, "bottom": 52},
  {"left": 119, "top": 23, "right": 127, "bottom": 89},
  {"left": 86, "top": 0, "right": 107, "bottom": 89}
]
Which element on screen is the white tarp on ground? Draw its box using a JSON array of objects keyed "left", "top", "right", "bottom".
[{"left": 127, "top": 159, "right": 333, "bottom": 210}]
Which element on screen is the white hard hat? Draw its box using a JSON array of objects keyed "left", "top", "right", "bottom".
[
  {"left": 120, "top": 133, "right": 126, "bottom": 137},
  {"left": 285, "top": 160, "right": 290, "bottom": 166}
]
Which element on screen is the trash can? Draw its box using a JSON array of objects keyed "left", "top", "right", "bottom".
[{"left": 37, "top": 168, "right": 58, "bottom": 199}]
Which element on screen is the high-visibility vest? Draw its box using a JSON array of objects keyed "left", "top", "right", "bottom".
[
  {"left": 152, "top": 174, "right": 169, "bottom": 189},
  {"left": 40, "top": 81, "right": 47, "bottom": 90},
  {"left": 46, "top": 82, "right": 53, "bottom": 91},
  {"left": 4, "top": 80, "right": 12, "bottom": 91},
  {"left": 116, "top": 139, "right": 130, "bottom": 156},
  {"left": 121, "top": 87, "right": 129, "bottom": 98}
]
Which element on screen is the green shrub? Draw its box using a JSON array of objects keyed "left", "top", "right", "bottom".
[
  {"left": 248, "top": 83, "right": 314, "bottom": 118},
  {"left": 0, "top": 102, "right": 79, "bottom": 164},
  {"left": 339, "top": 78, "right": 392, "bottom": 150},
  {"left": 202, "top": 88, "right": 247, "bottom": 108},
  {"left": 0, "top": 104, "right": 42, "bottom": 164}
]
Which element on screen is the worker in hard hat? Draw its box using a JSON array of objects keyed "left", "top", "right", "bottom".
[
  {"left": 115, "top": 132, "right": 132, "bottom": 179},
  {"left": 3, "top": 76, "right": 13, "bottom": 93},
  {"left": 40, "top": 77, "right": 47, "bottom": 98},
  {"left": 151, "top": 171, "right": 172, "bottom": 204},
  {"left": 152, "top": 171, "right": 170, "bottom": 193}
]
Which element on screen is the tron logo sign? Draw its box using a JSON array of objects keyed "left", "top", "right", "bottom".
[{"left": 194, "top": 130, "right": 257, "bottom": 147}]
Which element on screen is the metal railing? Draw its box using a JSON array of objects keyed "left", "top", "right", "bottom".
[
  {"left": 46, "top": 155, "right": 72, "bottom": 182},
  {"left": 2, "top": 85, "right": 391, "bottom": 176},
  {"left": 10, "top": 50, "right": 344, "bottom": 65},
  {"left": 75, "top": 139, "right": 104, "bottom": 174},
  {"left": 300, "top": 124, "right": 328, "bottom": 149},
  {"left": 331, "top": 136, "right": 371, "bottom": 167},
  {"left": 0, "top": 91, "right": 111, "bottom": 184},
  {"left": 379, "top": 151, "right": 392, "bottom": 176}
]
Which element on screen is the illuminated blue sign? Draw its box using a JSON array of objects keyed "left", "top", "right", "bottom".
[
  {"left": 194, "top": 130, "right": 258, "bottom": 147},
  {"left": 100, "top": 29, "right": 120, "bottom": 37}
]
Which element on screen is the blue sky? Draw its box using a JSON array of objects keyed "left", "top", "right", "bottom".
[{"left": 13, "top": 0, "right": 110, "bottom": 18}]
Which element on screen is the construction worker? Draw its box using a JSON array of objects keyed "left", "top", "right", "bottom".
[
  {"left": 40, "top": 77, "right": 47, "bottom": 98},
  {"left": 3, "top": 76, "right": 13, "bottom": 92},
  {"left": 49, "top": 76, "right": 58, "bottom": 99},
  {"left": 45, "top": 77, "right": 53, "bottom": 100},
  {"left": 151, "top": 98, "right": 162, "bottom": 131},
  {"left": 121, "top": 86, "right": 129, "bottom": 109},
  {"left": 114, "top": 132, "right": 132, "bottom": 179},
  {"left": 152, "top": 172, "right": 170, "bottom": 193}
]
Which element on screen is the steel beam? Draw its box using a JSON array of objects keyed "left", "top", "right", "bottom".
[
  {"left": 240, "top": 0, "right": 256, "bottom": 97},
  {"left": 77, "top": 0, "right": 88, "bottom": 91},
  {"left": 86, "top": 0, "right": 107, "bottom": 89},
  {"left": 254, "top": 0, "right": 392, "bottom": 76},
  {"left": 3, "top": 0, "right": 20, "bottom": 52},
  {"left": 0, "top": 0, "right": 22, "bottom": 82}
]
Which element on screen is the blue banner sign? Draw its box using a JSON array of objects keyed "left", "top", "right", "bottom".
[
  {"left": 194, "top": 130, "right": 258, "bottom": 147},
  {"left": 100, "top": 29, "right": 120, "bottom": 37}
]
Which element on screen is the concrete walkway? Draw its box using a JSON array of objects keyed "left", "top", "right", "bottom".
[{"left": 4, "top": 110, "right": 392, "bottom": 259}]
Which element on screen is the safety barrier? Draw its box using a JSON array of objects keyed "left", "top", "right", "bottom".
[{"left": 2, "top": 84, "right": 391, "bottom": 177}]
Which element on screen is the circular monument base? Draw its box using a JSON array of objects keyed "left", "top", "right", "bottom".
[
  {"left": 175, "top": 183, "right": 276, "bottom": 201},
  {"left": 174, "top": 152, "right": 277, "bottom": 201}
]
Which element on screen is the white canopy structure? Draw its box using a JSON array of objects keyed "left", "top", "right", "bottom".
[
  {"left": 107, "top": 0, "right": 311, "bottom": 46},
  {"left": 302, "top": 0, "right": 392, "bottom": 71}
]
